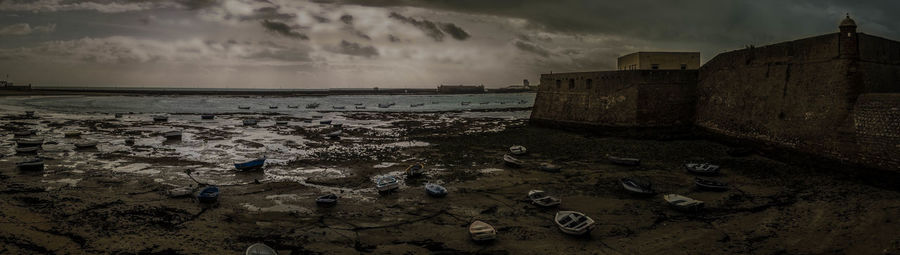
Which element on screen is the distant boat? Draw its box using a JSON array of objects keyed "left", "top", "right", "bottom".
[
  {"left": 480, "top": 102, "right": 489, "bottom": 105},
  {"left": 14, "top": 130, "right": 34, "bottom": 137},
  {"left": 354, "top": 103, "right": 364, "bottom": 106},
  {"left": 355, "top": 106, "right": 366, "bottom": 109},
  {"left": 269, "top": 106, "right": 278, "bottom": 109},
  {"left": 114, "top": 113, "right": 124, "bottom": 118},
  {"left": 685, "top": 163, "right": 720, "bottom": 175},
  {"left": 375, "top": 175, "right": 400, "bottom": 193},
  {"left": 275, "top": 121, "right": 288, "bottom": 125},
  {"left": 16, "top": 158, "right": 44, "bottom": 171},
  {"left": 74, "top": 140, "right": 98, "bottom": 148},
  {"left": 378, "top": 103, "right": 391, "bottom": 108},
  {"left": 410, "top": 103, "right": 424, "bottom": 107},
  {"left": 663, "top": 194, "right": 704, "bottom": 211},
  {"left": 201, "top": 115, "right": 215, "bottom": 120},
  {"left": 242, "top": 119, "right": 258, "bottom": 126},
  {"left": 316, "top": 194, "right": 338, "bottom": 207},
  {"left": 63, "top": 131, "right": 81, "bottom": 137},
  {"left": 197, "top": 186, "right": 220, "bottom": 203},
  {"left": 16, "top": 138, "right": 43, "bottom": 147},
  {"left": 431, "top": 102, "right": 438, "bottom": 104},
  {"left": 694, "top": 177, "right": 728, "bottom": 191},
  {"left": 332, "top": 106, "right": 345, "bottom": 110},
  {"left": 24, "top": 111, "right": 35, "bottom": 116},
  {"left": 538, "top": 163, "right": 562, "bottom": 172},
  {"left": 152, "top": 115, "right": 168, "bottom": 122},
  {"left": 166, "top": 186, "right": 194, "bottom": 198},
  {"left": 234, "top": 157, "right": 266, "bottom": 171},
  {"left": 245, "top": 243, "right": 277, "bottom": 255},
  {"left": 125, "top": 138, "right": 135, "bottom": 145},
  {"left": 608, "top": 155, "right": 640, "bottom": 166},
  {"left": 287, "top": 105, "right": 299, "bottom": 109},
  {"left": 468, "top": 220, "right": 497, "bottom": 242},
  {"left": 163, "top": 130, "right": 182, "bottom": 140},
  {"left": 554, "top": 211, "right": 595, "bottom": 235},
  {"left": 325, "top": 130, "right": 342, "bottom": 138},
  {"left": 311, "top": 115, "right": 323, "bottom": 119},
  {"left": 305, "top": 103, "right": 320, "bottom": 109},
  {"left": 319, "top": 120, "right": 332, "bottom": 125},
  {"left": 331, "top": 123, "right": 343, "bottom": 128},
  {"left": 527, "top": 190, "right": 561, "bottom": 207},
  {"left": 238, "top": 106, "right": 251, "bottom": 109},
  {"left": 509, "top": 145, "right": 527, "bottom": 155},
  {"left": 406, "top": 163, "right": 424, "bottom": 177},
  {"left": 620, "top": 178, "right": 654, "bottom": 195},
  {"left": 425, "top": 183, "right": 447, "bottom": 197},
  {"left": 503, "top": 154, "right": 524, "bottom": 167},
  {"left": 15, "top": 146, "right": 40, "bottom": 154},
  {"left": 461, "top": 102, "right": 471, "bottom": 106}
]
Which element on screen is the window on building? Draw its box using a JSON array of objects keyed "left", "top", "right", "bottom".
[
  {"left": 585, "top": 79, "right": 593, "bottom": 89},
  {"left": 556, "top": 80, "right": 561, "bottom": 89},
  {"left": 680, "top": 64, "right": 687, "bottom": 70},
  {"left": 568, "top": 79, "right": 575, "bottom": 90},
  {"left": 651, "top": 64, "right": 659, "bottom": 70}
]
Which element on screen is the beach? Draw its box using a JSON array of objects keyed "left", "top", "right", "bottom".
[{"left": 1, "top": 94, "right": 899, "bottom": 254}]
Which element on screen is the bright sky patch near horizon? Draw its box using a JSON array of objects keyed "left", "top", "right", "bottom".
[{"left": 0, "top": 0, "right": 897, "bottom": 89}]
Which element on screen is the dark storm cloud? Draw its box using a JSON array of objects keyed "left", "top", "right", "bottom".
[
  {"left": 513, "top": 40, "right": 550, "bottom": 58},
  {"left": 340, "top": 14, "right": 353, "bottom": 25},
  {"left": 177, "top": 0, "right": 217, "bottom": 10},
  {"left": 261, "top": 20, "right": 309, "bottom": 40},
  {"left": 439, "top": 23, "right": 469, "bottom": 40},
  {"left": 388, "top": 12, "right": 471, "bottom": 42},
  {"left": 326, "top": 40, "right": 378, "bottom": 58},
  {"left": 251, "top": 7, "right": 296, "bottom": 21},
  {"left": 388, "top": 34, "right": 400, "bottom": 42}
]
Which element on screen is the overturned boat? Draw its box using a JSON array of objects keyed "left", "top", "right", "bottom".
[
  {"left": 17, "top": 158, "right": 44, "bottom": 171},
  {"left": 375, "top": 175, "right": 400, "bottom": 193},
  {"left": 685, "top": 163, "right": 720, "bottom": 175},
  {"left": 246, "top": 243, "right": 278, "bottom": 255},
  {"left": 509, "top": 145, "right": 527, "bottom": 155},
  {"left": 468, "top": 220, "right": 497, "bottom": 242},
  {"left": 663, "top": 194, "right": 704, "bottom": 211},
  {"left": 316, "top": 194, "right": 338, "bottom": 206},
  {"left": 406, "top": 163, "right": 424, "bottom": 177},
  {"left": 197, "top": 186, "right": 220, "bottom": 203},
  {"left": 620, "top": 178, "right": 654, "bottom": 195},
  {"left": 425, "top": 183, "right": 447, "bottom": 197},
  {"left": 503, "top": 154, "right": 524, "bottom": 167},
  {"left": 555, "top": 211, "right": 595, "bottom": 235},
  {"left": 608, "top": 155, "right": 640, "bottom": 166},
  {"left": 694, "top": 177, "right": 729, "bottom": 191},
  {"left": 527, "top": 190, "right": 561, "bottom": 207},
  {"left": 234, "top": 157, "right": 266, "bottom": 171}
]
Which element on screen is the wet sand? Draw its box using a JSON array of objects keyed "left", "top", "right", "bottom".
[{"left": 1, "top": 109, "right": 900, "bottom": 254}]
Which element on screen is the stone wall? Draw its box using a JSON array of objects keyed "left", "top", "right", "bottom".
[{"left": 852, "top": 93, "right": 900, "bottom": 170}]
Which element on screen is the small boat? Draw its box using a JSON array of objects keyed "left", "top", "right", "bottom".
[
  {"left": 480, "top": 102, "right": 489, "bottom": 105},
  {"left": 527, "top": 190, "right": 561, "bottom": 207},
  {"left": 410, "top": 103, "right": 424, "bottom": 107},
  {"left": 620, "top": 178, "right": 654, "bottom": 195},
  {"left": 502, "top": 154, "right": 524, "bottom": 167},
  {"left": 425, "top": 183, "right": 447, "bottom": 197},
  {"left": 355, "top": 106, "right": 366, "bottom": 109},
  {"left": 378, "top": 103, "right": 391, "bottom": 108},
  {"left": 332, "top": 106, "right": 345, "bottom": 110},
  {"left": 197, "top": 186, "right": 220, "bottom": 203},
  {"left": 538, "top": 163, "right": 562, "bottom": 172},
  {"left": 468, "top": 220, "right": 497, "bottom": 242},
  {"left": 13, "top": 130, "right": 34, "bottom": 137},
  {"left": 238, "top": 106, "right": 251, "bottom": 109},
  {"left": 242, "top": 119, "right": 258, "bottom": 126},
  {"left": 375, "top": 175, "right": 400, "bottom": 192},
  {"left": 201, "top": 115, "right": 215, "bottom": 120},
  {"left": 518, "top": 100, "right": 527, "bottom": 104},
  {"left": 246, "top": 243, "right": 277, "bottom": 255},
  {"left": 166, "top": 186, "right": 194, "bottom": 198},
  {"left": 163, "top": 130, "right": 182, "bottom": 140},
  {"left": 685, "top": 163, "right": 720, "bottom": 175},
  {"left": 608, "top": 155, "right": 640, "bottom": 166},
  {"left": 461, "top": 102, "right": 471, "bottom": 106},
  {"left": 354, "top": 103, "right": 364, "bottom": 106},
  {"left": 74, "top": 140, "right": 98, "bottom": 148},
  {"left": 431, "top": 102, "right": 438, "bottom": 104},
  {"left": 275, "top": 121, "right": 288, "bottom": 125},
  {"left": 325, "top": 130, "right": 342, "bottom": 138},
  {"left": 15, "top": 146, "right": 40, "bottom": 154},
  {"left": 234, "top": 157, "right": 266, "bottom": 171},
  {"left": 694, "top": 177, "right": 729, "bottom": 191},
  {"left": 331, "top": 123, "right": 344, "bottom": 128},
  {"left": 125, "top": 138, "right": 135, "bottom": 145},
  {"left": 115, "top": 113, "right": 124, "bottom": 118},
  {"left": 555, "top": 211, "right": 595, "bottom": 235},
  {"left": 305, "top": 103, "right": 320, "bottom": 109},
  {"left": 269, "top": 106, "right": 278, "bottom": 109},
  {"left": 16, "top": 138, "right": 44, "bottom": 147},
  {"left": 319, "top": 120, "right": 332, "bottom": 125},
  {"left": 24, "top": 111, "right": 35, "bottom": 116},
  {"left": 63, "top": 131, "right": 81, "bottom": 137},
  {"left": 406, "top": 163, "right": 424, "bottom": 177},
  {"left": 152, "top": 115, "right": 168, "bottom": 122},
  {"left": 287, "top": 105, "right": 299, "bottom": 108},
  {"left": 311, "top": 115, "right": 323, "bottom": 119},
  {"left": 663, "top": 194, "right": 704, "bottom": 211},
  {"left": 16, "top": 158, "right": 44, "bottom": 171},
  {"left": 316, "top": 194, "right": 338, "bottom": 206},
  {"left": 509, "top": 145, "right": 527, "bottom": 155}
]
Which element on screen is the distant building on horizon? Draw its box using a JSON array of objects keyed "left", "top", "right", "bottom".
[
  {"left": 617, "top": 52, "right": 701, "bottom": 70},
  {"left": 438, "top": 84, "right": 485, "bottom": 94}
]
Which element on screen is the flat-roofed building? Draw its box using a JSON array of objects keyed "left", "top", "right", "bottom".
[{"left": 617, "top": 52, "right": 700, "bottom": 70}]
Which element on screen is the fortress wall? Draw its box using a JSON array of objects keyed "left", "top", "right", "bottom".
[
  {"left": 859, "top": 34, "right": 900, "bottom": 93},
  {"left": 852, "top": 93, "right": 900, "bottom": 170}
]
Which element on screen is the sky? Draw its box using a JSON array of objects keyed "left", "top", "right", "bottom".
[{"left": 0, "top": 0, "right": 897, "bottom": 89}]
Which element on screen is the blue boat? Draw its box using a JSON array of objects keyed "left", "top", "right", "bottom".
[
  {"left": 425, "top": 183, "right": 447, "bottom": 197},
  {"left": 234, "top": 157, "right": 266, "bottom": 171},
  {"left": 316, "top": 194, "right": 338, "bottom": 206},
  {"left": 197, "top": 186, "right": 219, "bottom": 203}
]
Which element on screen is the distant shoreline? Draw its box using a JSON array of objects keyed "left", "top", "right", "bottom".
[{"left": 0, "top": 87, "right": 535, "bottom": 97}]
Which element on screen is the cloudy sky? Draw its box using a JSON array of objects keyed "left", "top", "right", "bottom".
[{"left": 0, "top": 0, "right": 897, "bottom": 89}]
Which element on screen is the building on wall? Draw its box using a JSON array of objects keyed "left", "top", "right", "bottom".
[
  {"left": 531, "top": 15, "right": 900, "bottom": 171},
  {"left": 437, "top": 84, "right": 485, "bottom": 94},
  {"left": 617, "top": 52, "right": 701, "bottom": 70}
]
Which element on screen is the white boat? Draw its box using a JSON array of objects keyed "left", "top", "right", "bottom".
[
  {"left": 685, "top": 163, "right": 720, "bottom": 175},
  {"left": 527, "top": 190, "right": 561, "bottom": 207},
  {"left": 503, "top": 154, "right": 524, "bottom": 167},
  {"left": 375, "top": 175, "right": 400, "bottom": 192},
  {"left": 608, "top": 155, "right": 640, "bottom": 166},
  {"left": 468, "top": 220, "right": 497, "bottom": 242},
  {"left": 163, "top": 130, "right": 182, "bottom": 139},
  {"left": 663, "top": 194, "right": 704, "bottom": 211},
  {"left": 620, "top": 178, "right": 654, "bottom": 195},
  {"left": 554, "top": 211, "right": 595, "bottom": 235},
  {"left": 245, "top": 243, "right": 278, "bottom": 255},
  {"left": 509, "top": 145, "right": 527, "bottom": 155},
  {"left": 74, "top": 140, "right": 98, "bottom": 148}
]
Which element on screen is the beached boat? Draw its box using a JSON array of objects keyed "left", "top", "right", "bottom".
[
  {"left": 528, "top": 190, "right": 561, "bottom": 207},
  {"left": 201, "top": 115, "right": 215, "bottom": 120},
  {"left": 63, "top": 130, "right": 81, "bottom": 137},
  {"left": 425, "top": 183, "right": 447, "bottom": 197},
  {"left": 410, "top": 103, "right": 424, "bottom": 107},
  {"left": 325, "top": 130, "right": 342, "bottom": 138},
  {"left": 316, "top": 194, "right": 338, "bottom": 206},
  {"left": 555, "top": 211, "right": 595, "bottom": 235},
  {"left": 163, "top": 130, "right": 182, "bottom": 140},
  {"left": 16, "top": 138, "right": 43, "bottom": 147},
  {"left": 243, "top": 119, "right": 258, "bottom": 126},
  {"left": 275, "top": 121, "right": 288, "bottom": 125},
  {"left": 354, "top": 103, "right": 364, "bottom": 106},
  {"left": 287, "top": 105, "right": 299, "bottom": 108},
  {"left": 694, "top": 177, "right": 729, "bottom": 191},
  {"left": 13, "top": 130, "right": 34, "bottom": 137},
  {"left": 166, "top": 186, "right": 194, "bottom": 198},
  {"left": 269, "top": 106, "right": 278, "bottom": 109},
  {"left": 332, "top": 123, "right": 343, "bottom": 128},
  {"left": 378, "top": 103, "right": 391, "bottom": 108},
  {"left": 311, "top": 115, "right": 323, "bottom": 119},
  {"left": 246, "top": 243, "right": 278, "bottom": 255},
  {"left": 620, "top": 178, "right": 654, "bottom": 195},
  {"left": 319, "top": 120, "right": 332, "bottom": 125},
  {"left": 608, "top": 155, "right": 640, "bottom": 166},
  {"left": 468, "top": 220, "right": 497, "bottom": 242},
  {"left": 238, "top": 106, "right": 251, "bottom": 109},
  {"left": 375, "top": 175, "right": 400, "bottom": 193},
  {"left": 332, "top": 106, "right": 345, "bottom": 110},
  {"left": 152, "top": 115, "right": 168, "bottom": 122},
  {"left": 125, "top": 138, "right": 135, "bottom": 145},
  {"left": 24, "top": 111, "right": 35, "bottom": 116},
  {"left": 15, "top": 146, "right": 40, "bottom": 154},
  {"left": 503, "top": 154, "right": 524, "bottom": 167},
  {"left": 16, "top": 158, "right": 44, "bottom": 171},
  {"left": 509, "top": 145, "right": 527, "bottom": 155},
  {"left": 538, "top": 163, "right": 562, "bottom": 172},
  {"left": 663, "top": 194, "right": 704, "bottom": 211},
  {"left": 355, "top": 106, "right": 366, "bottom": 109},
  {"left": 234, "top": 157, "right": 266, "bottom": 171},
  {"left": 685, "top": 163, "right": 720, "bottom": 175},
  {"left": 74, "top": 140, "right": 98, "bottom": 148},
  {"left": 461, "top": 102, "right": 471, "bottom": 106},
  {"left": 406, "top": 163, "right": 424, "bottom": 177},
  {"left": 305, "top": 103, "right": 320, "bottom": 109},
  {"left": 115, "top": 113, "right": 124, "bottom": 118},
  {"left": 197, "top": 186, "right": 220, "bottom": 203}
]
